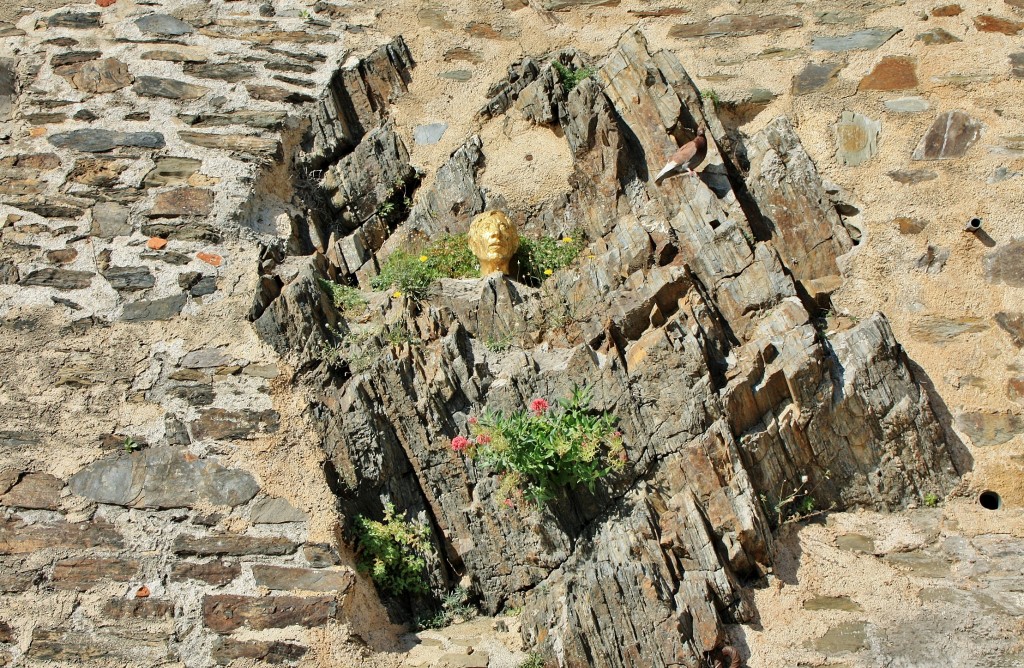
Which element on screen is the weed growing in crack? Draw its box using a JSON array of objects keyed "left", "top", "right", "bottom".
[
  {"left": 318, "top": 278, "right": 368, "bottom": 318},
  {"left": 759, "top": 472, "right": 836, "bottom": 527},
  {"left": 552, "top": 61, "right": 593, "bottom": 92},
  {"left": 354, "top": 502, "right": 432, "bottom": 597},
  {"left": 452, "top": 386, "right": 626, "bottom": 507},
  {"left": 414, "top": 587, "right": 477, "bottom": 630}
]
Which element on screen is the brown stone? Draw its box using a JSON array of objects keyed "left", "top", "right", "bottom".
[
  {"left": 211, "top": 639, "right": 308, "bottom": 665},
  {"left": 0, "top": 568, "right": 34, "bottom": 593},
  {"left": 171, "top": 560, "right": 241, "bottom": 585},
  {"left": 931, "top": 4, "right": 962, "bottom": 16},
  {"left": 173, "top": 534, "right": 298, "bottom": 557},
  {"left": 148, "top": 188, "right": 214, "bottom": 218},
  {"left": 895, "top": 217, "right": 928, "bottom": 234},
  {"left": 0, "top": 621, "right": 13, "bottom": 643},
  {"left": 912, "top": 111, "right": 982, "bottom": 160},
  {"left": 0, "top": 472, "right": 63, "bottom": 509},
  {"left": 102, "top": 598, "right": 174, "bottom": 619},
  {"left": 916, "top": 28, "right": 961, "bottom": 45},
  {"left": 859, "top": 56, "right": 917, "bottom": 90},
  {"left": 51, "top": 557, "right": 139, "bottom": 590},
  {"left": 46, "top": 248, "right": 78, "bottom": 265},
  {"left": 27, "top": 629, "right": 107, "bottom": 662},
  {"left": 251, "top": 565, "right": 355, "bottom": 592},
  {"left": 64, "top": 58, "right": 133, "bottom": 93},
  {"left": 203, "top": 594, "right": 338, "bottom": 633},
  {"left": 995, "top": 312, "right": 1024, "bottom": 347},
  {"left": 974, "top": 15, "right": 1023, "bottom": 34},
  {"left": 1007, "top": 377, "right": 1024, "bottom": 403},
  {"left": 68, "top": 158, "right": 128, "bottom": 187},
  {"left": 16, "top": 153, "right": 61, "bottom": 170},
  {"left": 1011, "top": 53, "right": 1024, "bottom": 78},
  {"left": 0, "top": 518, "right": 123, "bottom": 554}
]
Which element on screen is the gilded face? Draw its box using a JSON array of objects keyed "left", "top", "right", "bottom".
[{"left": 468, "top": 211, "right": 519, "bottom": 275}]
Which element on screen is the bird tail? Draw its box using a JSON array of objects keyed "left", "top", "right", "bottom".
[{"left": 653, "top": 163, "right": 675, "bottom": 185}]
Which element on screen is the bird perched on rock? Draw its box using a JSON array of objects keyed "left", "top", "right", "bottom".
[{"left": 654, "top": 123, "right": 707, "bottom": 185}]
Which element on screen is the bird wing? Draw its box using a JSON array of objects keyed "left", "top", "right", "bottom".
[
  {"left": 654, "top": 160, "right": 680, "bottom": 182},
  {"left": 670, "top": 141, "right": 699, "bottom": 166}
]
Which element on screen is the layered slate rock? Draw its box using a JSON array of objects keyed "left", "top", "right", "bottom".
[
  {"left": 68, "top": 447, "right": 260, "bottom": 508},
  {"left": 254, "top": 31, "right": 964, "bottom": 668},
  {"left": 859, "top": 56, "right": 917, "bottom": 90},
  {"left": 812, "top": 27, "right": 900, "bottom": 51},
  {"left": 792, "top": 61, "right": 842, "bottom": 95},
  {"left": 912, "top": 110, "right": 982, "bottom": 160}
]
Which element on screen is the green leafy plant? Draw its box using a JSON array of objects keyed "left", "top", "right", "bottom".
[
  {"left": 371, "top": 234, "right": 479, "bottom": 300},
  {"left": 318, "top": 279, "right": 368, "bottom": 317},
  {"left": 414, "top": 586, "right": 477, "bottom": 630},
  {"left": 552, "top": 61, "right": 593, "bottom": 92},
  {"left": 354, "top": 502, "right": 432, "bottom": 596},
  {"left": 701, "top": 89, "right": 720, "bottom": 106},
  {"left": 514, "top": 234, "right": 585, "bottom": 286},
  {"left": 520, "top": 654, "right": 546, "bottom": 668},
  {"left": 484, "top": 334, "right": 514, "bottom": 352},
  {"left": 123, "top": 436, "right": 140, "bottom": 453},
  {"left": 452, "top": 386, "right": 626, "bottom": 507},
  {"left": 923, "top": 492, "right": 940, "bottom": 508}
]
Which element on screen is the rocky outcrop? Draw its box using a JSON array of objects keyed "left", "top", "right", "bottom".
[{"left": 250, "top": 29, "right": 965, "bottom": 668}]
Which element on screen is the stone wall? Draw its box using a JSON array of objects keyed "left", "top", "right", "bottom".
[{"left": 0, "top": 0, "right": 1020, "bottom": 666}]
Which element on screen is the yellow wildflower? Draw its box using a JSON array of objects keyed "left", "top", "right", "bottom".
[
  {"left": 544, "top": 268, "right": 553, "bottom": 276},
  {"left": 393, "top": 291, "right": 403, "bottom": 298},
  {"left": 419, "top": 255, "right": 428, "bottom": 263},
  {"left": 562, "top": 236, "right": 574, "bottom": 243}
]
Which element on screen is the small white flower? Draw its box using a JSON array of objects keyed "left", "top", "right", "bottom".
[{"left": 800, "top": 475, "right": 809, "bottom": 484}]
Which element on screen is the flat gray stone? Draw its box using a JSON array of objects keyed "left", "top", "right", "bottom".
[
  {"left": 835, "top": 110, "right": 880, "bottom": 166},
  {"left": 439, "top": 70, "right": 472, "bottom": 81},
  {"left": 884, "top": 551, "right": 952, "bottom": 577},
  {"left": 0, "top": 59, "right": 17, "bottom": 122},
  {"left": 135, "top": 14, "right": 193, "bottom": 36},
  {"left": 884, "top": 96, "right": 929, "bottom": 113},
  {"left": 413, "top": 122, "right": 448, "bottom": 145},
  {"left": 20, "top": 269, "right": 93, "bottom": 290},
  {"left": 251, "top": 497, "right": 308, "bottom": 523},
  {"left": 183, "top": 62, "right": 255, "bottom": 83},
  {"left": 670, "top": 14, "right": 803, "bottom": 38},
  {"left": 812, "top": 27, "right": 901, "bottom": 52},
  {"left": 912, "top": 111, "right": 982, "bottom": 160},
  {"left": 47, "top": 12, "right": 101, "bottom": 29},
  {"left": 134, "top": 76, "right": 209, "bottom": 100},
  {"left": 1012, "top": 53, "right": 1024, "bottom": 79},
  {"left": 104, "top": 266, "right": 155, "bottom": 291},
  {"left": 956, "top": 412, "right": 1024, "bottom": 446},
  {"left": 49, "top": 129, "right": 165, "bottom": 153},
  {"left": 887, "top": 169, "right": 937, "bottom": 184},
  {"left": 181, "top": 348, "right": 233, "bottom": 369},
  {"left": 68, "top": 446, "right": 259, "bottom": 508},
  {"left": 90, "top": 202, "right": 131, "bottom": 239},
  {"left": 792, "top": 62, "right": 842, "bottom": 95},
  {"left": 121, "top": 294, "right": 187, "bottom": 322},
  {"left": 63, "top": 58, "right": 133, "bottom": 94},
  {"left": 989, "top": 166, "right": 1022, "bottom": 183},
  {"left": 191, "top": 408, "right": 280, "bottom": 440},
  {"left": 985, "top": 240, "right": 1024, "bottom": 287}
]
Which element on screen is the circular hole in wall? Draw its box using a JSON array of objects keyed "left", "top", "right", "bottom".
[{"left": 979, "top": 490, "right": 1001, "bottom": 510}]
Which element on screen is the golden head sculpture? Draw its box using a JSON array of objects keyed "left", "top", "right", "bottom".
[{"left": 468, "top": 210, "right": 519, "bottom": 276}]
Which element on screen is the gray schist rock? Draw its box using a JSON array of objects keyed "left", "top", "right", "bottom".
[
  {"left": 68, "top": 447, "right": 259, "bottom": 508},
  {"left": 251, "top": 30, "right": 965, "bottom": 668}
]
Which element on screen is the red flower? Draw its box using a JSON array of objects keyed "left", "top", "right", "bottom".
[
  {"left": 476, "top": 434, "right": 492, "bottom": 445},
  {"left": 530, "top": 398, "right": 550, "bottom": 415},
  {"left": 451, "top": 435, "right": 470, "bottom": 452},
  {"left": 468, "top": 416, "right": 479, "bottom": 425},
  {"left": 504, "top": 498, "right": 514, "bottom": 508}
]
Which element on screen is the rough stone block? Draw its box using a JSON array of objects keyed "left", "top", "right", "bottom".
[
  {"left": 170, "top": 560, "right": 241, "bottom": 585},
  {"left": 202, "top": 594, "right": 338, "bottom": 633},
  {"left": 173, "top": 534, "right": 299, "bottom": 557},
  {"left": 51, "top": 557, "right": 139, "bottom": 590}
]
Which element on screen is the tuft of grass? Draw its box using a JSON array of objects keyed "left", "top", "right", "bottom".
[
  {"left": 701, "top": 89, "right": 720, "bottom": 106},
  {"left": 318, "top": 279, "right": 368, "bottom": 317},
  {"left": 414, "top": 587, "right": 477, "bottom": 630},
  {"left": 552, "top": 61, "right": 593, "bottom": 92},
  {"left": 923, "top": 492, "right": 940, "bottom": 508},
  {"left": 514, "top": 234, "right": 585, "bottom": 286}
]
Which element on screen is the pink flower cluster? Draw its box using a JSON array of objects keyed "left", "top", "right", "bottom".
[
  {"left": 451, "top": 435, "right": 470, "bottom": 452},
  {"left": 476, "top": 434, "right": 492, "bottom": 445},
  {"left": 530, "top": 398, "right": 550, "bottom": 416}
]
